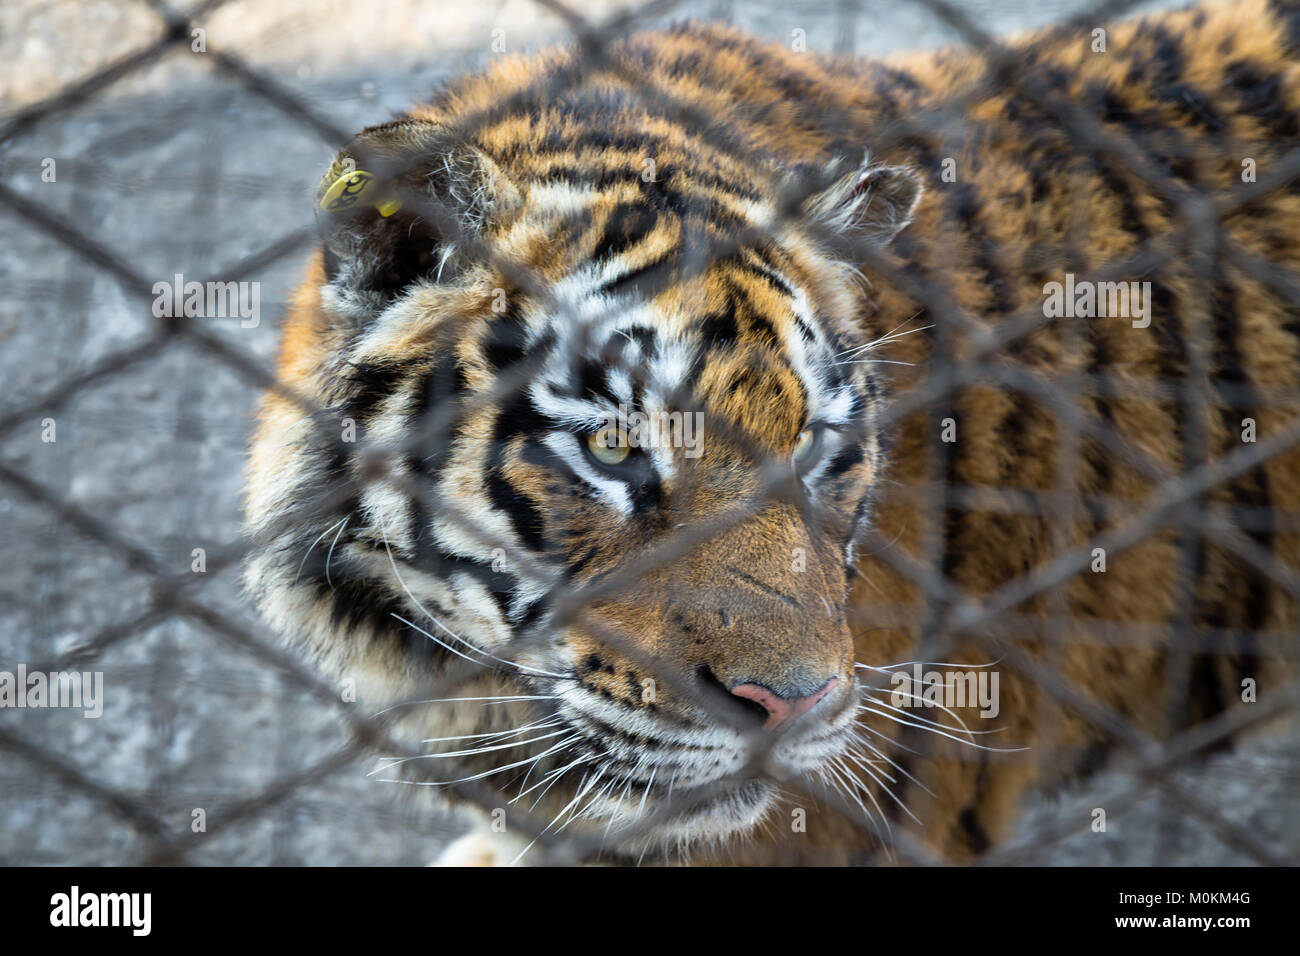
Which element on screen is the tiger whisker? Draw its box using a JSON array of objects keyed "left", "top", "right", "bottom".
[
  {"left": 419, "top": 716, "right": 562, "bottom": 746},
  {"left": 841, "top": 748, "right": 922, "bottom": 825},
  {"left": 861, "top": 688, "right": 1009, "bottom": 738},
  {"left": 513, "top": 744, "right": 598, "bottom": 806},
  {"left": 375, "top": 747, "right": 554, "bottom": 788},
  {"left": 831, "top": 753, "right": 901, "bottom": 834},
  {"left": 856, "top": 658, "right": 1003, "bottom": 672},
  {"left": 369, "top": 694, "right": 557, "bottom": 718},
  {"left": 856, "top": 703, "right": 1028, "bottom": 752},
  {"left": 834, "top": 315, "right": 930, "bottom": 356},
  {"left": 836, "top": 358, "right": 915, "bottom": 367},
  {"left": 601, "top": 770, "right": 639, "bottom": 839},
  {"left": 851, "top": 731, "right": 936, "bottom": 797},
  {"left": 818, "top": 760, "right": 887, "bottom": 843},
  {"left": 369, "top": 728, "right": 569, "bottom": 774},
  {"left": 291, "top": 516, "right": 349, "bottom": 587},
  {"left": 512, "top": 767, "right": 607, "bottom": 866},
  {"left": 558, "top": 765, "right": 616, "bottom": 833},
  {"left": 382, "top": 532, "right": 571, "bottom": 680},
  {"left": 324, "top": 516, "right": 349, "bottom": 588},
  {"left": 860, "top": 688, "right": 987, "bottom": 739}
]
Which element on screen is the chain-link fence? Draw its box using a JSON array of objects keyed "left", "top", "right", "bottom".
[{"left": 2, "top": 0, "right": 1298, "bottom": 866}]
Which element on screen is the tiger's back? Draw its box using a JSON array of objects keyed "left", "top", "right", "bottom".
[{"left": 840, "top": 0, "right": 1300, "bottom": 858}]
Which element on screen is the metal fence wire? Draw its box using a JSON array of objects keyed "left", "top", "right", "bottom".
[{"left": 2, "top": 0, "right": 1299, "bottom": 866}]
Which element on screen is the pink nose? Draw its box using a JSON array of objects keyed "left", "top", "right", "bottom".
[{"left": 729, "top": 677, "right": 839, "bottom": 731}]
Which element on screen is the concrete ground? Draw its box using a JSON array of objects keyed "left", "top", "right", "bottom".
[{"left": 2, "top": 0, "right": 1295, "bottom": 865}]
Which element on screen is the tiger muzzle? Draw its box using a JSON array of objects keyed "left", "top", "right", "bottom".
[{"left": 575, "top": 503, "right": 856, "bottom": 733}]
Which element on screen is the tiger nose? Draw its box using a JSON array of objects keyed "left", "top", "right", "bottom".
[{"left": 729, "top": 677, "right": 839, "bottom": 731}]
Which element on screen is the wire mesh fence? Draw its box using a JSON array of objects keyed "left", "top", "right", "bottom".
[{"left": 1, "top": 0, "right": 1298, "bottom": 866}]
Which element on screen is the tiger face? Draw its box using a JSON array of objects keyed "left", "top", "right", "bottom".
[{"left": 245, "top": 109, "right": 921, "bottom": 854}]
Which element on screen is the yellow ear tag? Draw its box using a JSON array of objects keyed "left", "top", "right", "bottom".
[{"left": 319, "top": 169, "right": 403, "bottom": 217}]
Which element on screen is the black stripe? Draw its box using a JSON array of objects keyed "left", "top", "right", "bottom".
[
  {"left": 488, "top": 391, "right": 557, "bottom": 554},
  {"left": 623, "top": 325, "right": 659, "bottom": 359},
  {"left": 320, "top": 570, "right": 439, "bottom": 662},
  {"left": 528, "top": 124, "right": 763, "bottom": 203},
  {"left": 725, "top": 276, "right": 779, "bottom": 348},
  {"left": 1204, "top": 274, "right": 1271, "bottom": 701},
  {"left": 1072, "top": 740, "right": 1111, "bottom": 779},
  {"left": 408, "top": 546, "right": 519, "bottom": 625},
  {"left": 957, "top": 805, "right": 991, "bottom": 855},
  {"left": 576, "top": 357, "right": 620, "bottom": 405},
  {"left": 589, "top": 202, "right": 660, "bottom": 262},
  {"left": 596, "top": 249, "right": 678, "bottom": 297},
  {"left": 1223, "top": 59, "right": 1300, "bottom": 142},
  {"left": 1270, "top": 0, "right": 1300, "bottom": 54},
  {"left": 481, "top": 298, "right": 531, "bottom": 371},
  {"left": 518, "top": 438, "right": 581, "bottom": 487},
  {"left": 410, "top": 356, "right": 470, "bottom": 480},
  {"left": 486, "top": 467, "right": 547, "bottom": 553},
  {"left": 698, "top": 302, "right": 739, "bottom": 347},
  {"left": 823, "top": 442, "right": 865, "bottom": 481},
  {"left": 341, "top": 360, "right": 415, "bottom": 421}
]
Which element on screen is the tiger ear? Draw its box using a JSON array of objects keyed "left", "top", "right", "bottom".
[
  {"left": 315, "top": 119, "right": 519, "bottom": 318},
  {"left": 798, "top": 155, "right": 923, "bottom": 250}
]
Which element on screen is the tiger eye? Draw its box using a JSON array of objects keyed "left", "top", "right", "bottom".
[
  {"left": 792, "top": 426, "right": 818, "bottom": 465},
  {"left": 587, "top": 426, "right": 631, "bottom": 466}
]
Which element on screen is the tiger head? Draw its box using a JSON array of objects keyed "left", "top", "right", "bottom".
[{"left": 244, "top": 110, "right": 922, "bottom": 858}]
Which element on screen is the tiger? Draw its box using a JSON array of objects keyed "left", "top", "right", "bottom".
[{"left": 243, "top": 0, "right": 1300, "bottom": 865}]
